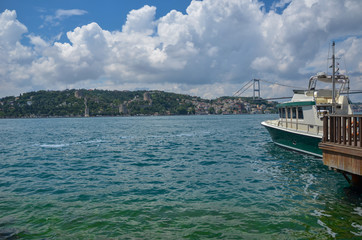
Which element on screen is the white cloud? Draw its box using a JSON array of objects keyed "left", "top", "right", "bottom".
[
  {"left": 31, "top": 22, "right": 109, "bottom": 86},
  {"left": 42, "top": 9, "right": 87, "bottom": 27},
  {"left": 0, "top": 0, "right": 362, "bottom": 102},
  {"left": 0, "top": 9, "right": 28, "bottom": 45},
  {"left": 122, "top": 5, "right": 156, "bottom": 35},
  {"left": 55, "top": 9, "right": 88, "bottom": 19},
  {"left": 0, "top": 10, "right": 35, "bottom": 96}
]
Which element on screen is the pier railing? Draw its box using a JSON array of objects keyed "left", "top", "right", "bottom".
[
  {"left": 320, "top": 114, "right": 362, "bottom": 181},
  {"left": 322, "top": 115, "right": 362, "bottom": 148}
]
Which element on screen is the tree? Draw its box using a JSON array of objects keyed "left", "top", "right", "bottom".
[
  {"left": 208, "top": 107, "right": 215, "bottom": 114},
  {"left": 176, "top": 106, "right": 188, "bottom": 115}
]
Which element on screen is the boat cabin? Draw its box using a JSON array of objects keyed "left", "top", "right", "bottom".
[{"left": 275, "top": 73, "right": 352, "bottom": 136}]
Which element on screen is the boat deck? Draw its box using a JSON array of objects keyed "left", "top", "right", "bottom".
[{"left": 264, "top": 119, "right": 323, "bottom": 137}]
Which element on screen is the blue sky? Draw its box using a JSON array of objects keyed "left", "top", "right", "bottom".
[
  {"left": 0, "top": 0, "right": 282, "bottom": 41},
  {"left": 0, "top": 0, "right": 361, "bottom": 101},
  {"left": 0, "top": 0, "right": 193, "bottom": 43}
]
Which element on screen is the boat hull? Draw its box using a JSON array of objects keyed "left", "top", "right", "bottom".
[{"left": 262, "top": 122, "right": 323, "bottom": 157}]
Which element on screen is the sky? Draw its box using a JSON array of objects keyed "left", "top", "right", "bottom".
[{"left": 0, "top": 0, "right": 361, "bottom": 102}]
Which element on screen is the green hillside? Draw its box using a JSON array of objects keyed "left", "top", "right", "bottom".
[
  {"left": 0, "top": 89, "right": 195, "bottom": 118},
  {"left": 0, "top": 89, "right": 278, "bottom": 118}
]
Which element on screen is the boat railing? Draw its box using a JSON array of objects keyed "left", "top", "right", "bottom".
[
  {"left": 277, "top": 120, "right": 323, "bottom": 135},
  {"left": 322, "top": 115, "right": 362, "bottom": 148}
]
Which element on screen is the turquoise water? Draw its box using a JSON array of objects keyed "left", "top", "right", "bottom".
[{"left": 0, "top": 115, "right": 361, "bottom": 239}]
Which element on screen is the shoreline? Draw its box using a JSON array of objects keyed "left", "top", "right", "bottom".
[{"left": 0, "top": 112, "right": 274, "bottom": 120}]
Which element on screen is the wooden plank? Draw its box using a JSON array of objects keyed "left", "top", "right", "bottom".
[
  {"left": 319, "top": 142, "right": 362, "bottom": 158},
  {"left": 330, "top": 117, "right": 335, "bottom": 143},
  {"left": 322, "top": 150, "right": 362, "bottom": 175},
  {"left": 323, "top": 116, "right": 328, "bottom": 142},
  {"left": 343, "top": 117, "right": 347, "bottom": 145},
  {"left": 348, "top": 117, "right": 352, "bottom": 145},
  {"left": 359, "top": 117, "right": 362, "bottom": 148},
  {"left": 354, "top": 117, "right": 358, "bottom": 146},
  {"left": 333, "top": 116, "right": 336, "bottom": 143},
  {"left": 337, "top": 116, "right": 341, "bottom": 144}
]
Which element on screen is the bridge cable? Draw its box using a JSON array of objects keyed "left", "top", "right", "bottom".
[
  {"left": 258, "top": 79, "right": 304, "bottom": 90},
  {"left": 233, "top": 79, "right": 253, "bottom": 96},
  {"left": 234, "top": 81, "right": 255, "bottom": 97}
]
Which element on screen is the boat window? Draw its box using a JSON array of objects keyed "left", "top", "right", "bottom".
[
  {"left": 281, "top": 108, "right": 286, "bottom": 118},
  {"left": 298, "top": 107, "right": 304, "bottom": 119},
  {"left": 292, "top": 108, "right": 297, "bottom": 119}
]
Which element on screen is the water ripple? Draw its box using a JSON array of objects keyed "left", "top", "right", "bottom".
[{"left": 0, "top": 115, "right": 360, "bottom": 239}]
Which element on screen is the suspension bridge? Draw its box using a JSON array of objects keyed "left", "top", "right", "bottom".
[
  {"left": 233, "top": 78, "right": 362, "bottom": 101},
  {"left": 233, "top": 79, "right": 296, "bottom": 101}
]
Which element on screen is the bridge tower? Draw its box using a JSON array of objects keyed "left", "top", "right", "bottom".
[{"left": 253, "top": 79, "right": 261, "bottom": 100}]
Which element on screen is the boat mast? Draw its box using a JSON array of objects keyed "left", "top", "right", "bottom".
[{"left": 332, "top": 41, "right": 336, "bottom": 114}]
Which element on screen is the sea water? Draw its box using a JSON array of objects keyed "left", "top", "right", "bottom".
[{"left": 0, "top": 115, "right": 361, "bottom": 239}]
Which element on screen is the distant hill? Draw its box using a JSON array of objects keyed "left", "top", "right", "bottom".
[{"left": 0, "top": 89, "right": 277, "bottom": 118}]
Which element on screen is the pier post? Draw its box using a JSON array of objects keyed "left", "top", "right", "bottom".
[{"left": 352, "top": 174, "right": 362, "bottom": 187}]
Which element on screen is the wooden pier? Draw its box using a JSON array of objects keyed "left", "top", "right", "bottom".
[{"left": 319, "top": 115, "right": 362, "bottom": 187}]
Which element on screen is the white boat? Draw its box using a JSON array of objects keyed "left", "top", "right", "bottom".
[{"left": 261, "top": 42, "right": 353, "bottom": 157}]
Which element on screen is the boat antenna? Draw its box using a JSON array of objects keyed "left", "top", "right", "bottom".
[
  {"left": 327, "top": 43, "right": 331, "bottom": 74},
  {"left": 343, "top": 56, "right": 350, "bottom": 99},
  {"left": 331, "top": 41, "right": 336, "bottom": 114}
]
